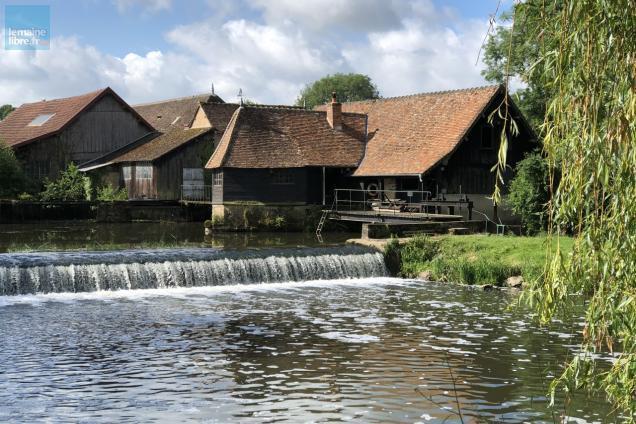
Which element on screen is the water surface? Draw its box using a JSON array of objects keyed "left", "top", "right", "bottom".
[
  {"left": 0, "top": 221, "right": 355, "bottom": 252},
  {"left": 0, "top": 279, "right": 615, "bottom": 423}
]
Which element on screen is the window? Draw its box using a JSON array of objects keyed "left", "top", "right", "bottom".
[
  {"left": 136, "top": 164, "right": 153, "bottom": 180},
  {"left": 28, "top": 113, "right": 55, "bottom": 126},
  {"left": 213, "top": 170, "right": 223, "bottom": 186},
  {"left": 272, "top": 169, "right": 294, "bottom": 185},
  {"left": 481, "top": 123, "right": 494, "bottom": 149},
  {"left": 122, "top": 165, "right": 132, "bottom": 180}
]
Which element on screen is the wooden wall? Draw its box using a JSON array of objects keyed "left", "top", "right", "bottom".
[
  {"left": 153, "top": 132, "right": 216, "bottom": 200},
  {"left": 16, "top": 93, "right": 152, "bottom": 184},
  {"left": 217, "top": 167, "right": 352, "bottom": 205}
]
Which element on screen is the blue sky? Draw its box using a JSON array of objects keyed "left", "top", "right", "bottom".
[{"left": 0, "top": 0, "right": 511, "bottom": 105}]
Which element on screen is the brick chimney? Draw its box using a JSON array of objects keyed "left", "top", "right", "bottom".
[{"left": 326, "top": 91, "right": 342, "bottom": 130}]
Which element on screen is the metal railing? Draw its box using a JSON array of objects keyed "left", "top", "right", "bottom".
[
  {"left": 332, "top": 188, "right": 473, "bottom": 218},
  {"left": 180, "top": 184, "right": 213, "bottom": 203}
]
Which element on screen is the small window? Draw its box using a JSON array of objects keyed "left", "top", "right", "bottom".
[
  {"left": 28, "top": 113, "right": 55, "bottom": 126},
  {"left": 122, "top": 165, "right": 132, "bottom": 180},
  {"left": 136, "top": 164, "right": 153, "bottom": 180},
  {"left": 213, "top": 170, "right": 223, "bottom": 186},
  {"left": 481, "top": 124, "right": 494, "bottom": 149},
  {"left": 272, "top": 169, "right": 294, "bottom": 185}
]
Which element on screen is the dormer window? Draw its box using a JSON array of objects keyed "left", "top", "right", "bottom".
[{"left": 28, "top": 113, "right": 55, "bottom": 126}]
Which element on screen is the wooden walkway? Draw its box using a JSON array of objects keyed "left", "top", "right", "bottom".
[{"left": 328, "top": 209, "right": 463, "bottom": 224}]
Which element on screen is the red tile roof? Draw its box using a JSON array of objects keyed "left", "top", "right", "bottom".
[
  {"left": 317, "top": 85, "right": 503, "bottom": 176},
  {"left": 199, "top": 102, "right": 240, "bottom": 131},
  {"left": 0, "top": 87, "right": 152, "bottom": 149},
  {"left": 111, "top": 127, "right": 213, "bottom": 163},
  {"left": 134, "top": 93, "right": 224, "bottom": 132},
  {"left": 205, "top": 106, "right": 367, "bottom": 169}
]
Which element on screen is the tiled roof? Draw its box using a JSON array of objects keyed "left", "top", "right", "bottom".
[
  {"left": 206, "top": 106, "right": 367, "bottom": 169},
  {"left": 0, "top": 87, "right": 151, "bottom": 149},
  {"left": 317, "top": 85, "right": 503, "bottom": 176},
  {"left": 199, "top": 102, "right": 240, "bottom": 130},
  {"left": 111, "top": 127, "right": 213, "bottom": 163},
  {"left": 134, "top": 93, "right": 224, "bottom": 132}
]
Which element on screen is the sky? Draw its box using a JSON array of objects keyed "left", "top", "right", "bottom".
[{"left": 0, "top": 0, "right": 512, "bottom": 106}]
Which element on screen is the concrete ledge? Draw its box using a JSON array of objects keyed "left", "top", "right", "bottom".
[{"left": 362, "top": 220, "right": 485, "bottom": 239}]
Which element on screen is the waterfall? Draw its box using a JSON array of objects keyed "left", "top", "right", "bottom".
[{"left": 0, "top": 246, "right": 387, "bottom": 295}]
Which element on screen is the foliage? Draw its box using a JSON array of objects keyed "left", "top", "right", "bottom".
[
  {"left": 396, "top": 235, "right": 570, "bottom": 285},
  {"left": 481, "top": 1, "right": 560, "bottom": 130},
  {"left": 296, "top": 73, "right": 380, "bottom": 109},
  {"left": 0, "top": 140, "right": 25, "bottom": 198},
  {"left": 0, "top": 104, "right": 14, "bottom": 121},
  {"left": 258, "top": 213, "right": 286, "bottom": 230},
  {"left": 507, "top": 151, "right": 549, "bottom": 235},
  {"left": 96, "top": 184, "right": 127, "bottom": 201},
  {"left": 40, "top": 163, "right": 91, "bottom": 202},
  {"left": 495, "top": 0, "right": 636, "bottom": 417},
  {"left": 17, "top": 192, "right": 34, "bottom": 201}
]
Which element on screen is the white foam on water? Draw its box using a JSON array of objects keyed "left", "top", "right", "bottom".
[{"left": 0, "top": 277, "right": 408, "bottom": 307}]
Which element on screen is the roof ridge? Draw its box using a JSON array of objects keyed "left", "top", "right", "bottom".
[
  {"left": 242, "top": 104, "right": 304, "bottom": 110},
  {"left": 342, "top": 84, "right": 502, "bottom": 105},
  {"left": 133, "top": 92, "right": 220, "bottom": 107},
  {"left": 20, "top": 87, "right": 108, "bottom": 106}
]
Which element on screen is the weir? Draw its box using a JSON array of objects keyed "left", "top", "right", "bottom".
[{"left": 0, "top": 246, "right": 387, "bottom": 296}]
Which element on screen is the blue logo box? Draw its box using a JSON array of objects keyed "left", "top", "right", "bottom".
[{"left": 5, "top": 5, "right": 50, "bottom": 50}]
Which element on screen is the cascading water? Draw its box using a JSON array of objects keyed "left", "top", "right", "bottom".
[{"left": 0, "top": 246, "right": 388, "bottom": 295}]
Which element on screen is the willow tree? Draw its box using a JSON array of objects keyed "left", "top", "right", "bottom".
[{"left": 495, "top": 0, "right": 636, "bottom": 417}]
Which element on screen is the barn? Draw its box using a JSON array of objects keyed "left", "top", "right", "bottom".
[
  {"left": 78, "top": 99, "right": 239, "bottom": 201},
  {"left": 0, "top": 87, "right": 153, "bottom": 186},
  {"left": 204, "top": 103, "right": 367, "bottom": 218},
  {"left": 206, "top": 85, "right": 536, "bottom": 222}
]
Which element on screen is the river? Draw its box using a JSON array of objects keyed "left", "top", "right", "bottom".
[{"left": 0, "top": 278, "right": 615, "bottom": 422}]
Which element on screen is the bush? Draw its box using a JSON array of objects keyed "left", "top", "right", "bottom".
[
  {"left": 96, "top": 184, "right": 127, "bottom": 201},
  {"left": 507, "top": 151, "right": 550, "bottom": 235},
  {"left": 40, "top": 163, "right": 91, "bottom": 202},
  {"left": 0, "top": 140, "right": 25, "bottom": 198}
]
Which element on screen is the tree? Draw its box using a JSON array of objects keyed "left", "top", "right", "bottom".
[
  {"left": 296, "top": 73, "right": 380, "bottom": 109},
  {"left": 0, "top": 104, "right": 14, "bottom": 121},
  {"left": 507, "top": 151, "right": 549, "bottom": 235},
  {"left": 40, "top": 163, "right": 91, "bottom": 202},
  {"left": 0, "top": 140, "right": 25, "bottom": 198},
  {"left": 481, "top": 2, "right": 560, "bottom": 130},
  {"left": 495, "top": 0, "right": 636, "bottom": 417}
]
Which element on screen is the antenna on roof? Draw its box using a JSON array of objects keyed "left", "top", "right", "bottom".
[
  {"left": 237, "top": 88, "right": 243, "bottom": 106},
  {"left": 210, "top": 82, "right": 215, "bottom": 96}
]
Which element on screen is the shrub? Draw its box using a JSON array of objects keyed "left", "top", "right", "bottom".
[
  {"left": 0, "top": 140, "right": 25, "bottom": 198},
  {"left": 40, "top": 163, "right": 91, "bottom": 202},
  {"left": 507, "top": 151, "right": 550, "bottom": 235},
  {"left": 96, "top": 184, "right": 127, "bottom": 201},
  {"left": 17, "top": 192, "right": 34, "bottom": 201}
]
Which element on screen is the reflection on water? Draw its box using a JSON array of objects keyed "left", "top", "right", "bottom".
[
  {"left": 0, "top": 221, "right": 355, "bottom": 252},
  {"left": 0, "top": 279, "right": 616, "bottom": 423}
]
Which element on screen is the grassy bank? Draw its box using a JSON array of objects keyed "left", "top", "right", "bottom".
[{"left": 386, "top": 234, "right": 573, "bottom": 286}]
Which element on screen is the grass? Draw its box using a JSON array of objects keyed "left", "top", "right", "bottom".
[{"left": 389, "top": 234, "right": 574, "bottom": 286}]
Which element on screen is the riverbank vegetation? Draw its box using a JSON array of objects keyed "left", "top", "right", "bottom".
[
  {"left": 386, "top": 235, "right": 573, "bottom": 287},
  {"left": 487, "top": 0, "right": 636, "bottom": 417}
]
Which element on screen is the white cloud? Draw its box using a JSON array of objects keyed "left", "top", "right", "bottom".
[
  {"left": 343, "top": 18, "right": 489, "bottom": 96},
  {"left": 0, "top": 1, "right": 491, "bottom": 107},
  {"left": 248, "top": 0, "right": 403, "bottom": 32},
  {"left": 112, "top": 0, "right": 172, "bottom": 14}
]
